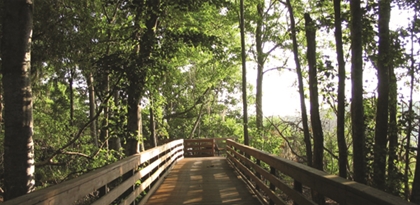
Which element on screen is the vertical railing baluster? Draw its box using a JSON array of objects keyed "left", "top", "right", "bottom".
[
  {"left": 256, "top": 159, "right": 261, "bottom": 192},
  {"left": 269, "top": 166, "right": 276, "bottom": 205},
  {"left": 293, "top": 180, "right": 302, "bottom": 205}
]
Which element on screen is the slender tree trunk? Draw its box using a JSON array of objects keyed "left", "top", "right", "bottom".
[
  {"left": 407, "top": 14, "right": 417, "bottom": 200},
  {"left": 149, "top": 105, "right": 157, "bottom": 148},
  {"left": 69, "top": 67, "right": 75, "bottom": 126},
  {"left": 305, "top": 13, "right": 323, "bottom": 171},
  {"left": 255, "top": 1, "right": 264, "bottom": 133},
  {"left": 2, "top": 0, "right": 35, "bottom": 200},
  {"left": 99, "top": 72, "right": 109, "bottom": 148},
  {"left": 333, "top": 0, "right": 348, "bottom": 179},
  {"left": 411, "top": 129, "right": 420, "bottom": 203},
  {"left": 305, "top": 13, "right": 325, "bottom": 205},
  {"left": 373, "top": 0, "right": 391, "bottom": 189},
  {"left": 387, "top": 65, "right": 399, "bottom": 195},
  {"left": 350, "top": 0, "right": 366, "bottom": 184},
  {"left": 87, "top": 72, "right": 98, "bottom": 147},
  {"left": 240, "top": 0, "right": 249, "bottom": 145},
  {"left": 109, "top": 89, "right": 121, "bottom": 151},
  {"left": 0, "top": 90, "right": 2, "bottom": 133},
  {"left": 285, "top": 0, "right": 312, "bottom": 167}
]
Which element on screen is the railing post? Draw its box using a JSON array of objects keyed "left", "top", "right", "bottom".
[
  {"left": 212, "top": 139, "right": 215, "bottom": 156},
  {"left": 293, "top": 180, "right": 302, "bottom": 205},
  {"left": 256, "top": 159, "right": 261, "bottom": 192},
  {"left": 121, "top": 168, "right": 136, "bottom": 205},
  {"left": 269, "top": 166, "right": 276, "bottom": 205}
]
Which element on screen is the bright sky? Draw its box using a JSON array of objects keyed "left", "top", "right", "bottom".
[{"left": 247, "top": 7, "right": 418, "bottom": 117}]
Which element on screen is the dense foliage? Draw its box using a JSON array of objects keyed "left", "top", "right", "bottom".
[{"left": 1, "top": 0, "right": 420, "bottom": 203}]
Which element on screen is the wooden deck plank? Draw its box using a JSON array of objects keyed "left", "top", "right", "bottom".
[{"left": 146, "top": 157, "right": 262, "bottom": 205}]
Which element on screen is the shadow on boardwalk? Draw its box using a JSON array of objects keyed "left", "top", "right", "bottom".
[{"left": 146, "top": 157, "right": 261, "bottom": 205}]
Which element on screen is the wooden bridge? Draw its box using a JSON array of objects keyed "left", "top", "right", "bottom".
[{"left": 2, "top": 139, "right": 415, "bottom": 205}]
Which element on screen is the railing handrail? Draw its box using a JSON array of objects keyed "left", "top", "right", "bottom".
[
  {"left": 2, "top": 139, "right": 184, "bottom": 205},
  {"left": 184, "top": 138, "right": 215, "bottom": 157},
  {"left": 226, "top": 139, "right": 414, "bottom": 205}
]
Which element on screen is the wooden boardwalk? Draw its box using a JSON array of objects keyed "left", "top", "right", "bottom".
[{"left": 145, "top": 157, "right": 262, "bottom": 205}]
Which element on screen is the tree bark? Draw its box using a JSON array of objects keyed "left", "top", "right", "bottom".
[
  {"left": 305, "top": 13, "right": 325, "bottom": 205},
  {"left": 305, "top": 13, "right": 323, "bottom": 171},
  {"left": 87, "top": 72, "right": 98, "bottom": 147},
  {"left": 69, "top": 67, "right": 75, "bottom": 126},
  {"left": 1, "top": 0, "right": 35, "bottom": 200},
  {"left": 109, "top": 89, "right": 121, "bottom": 151},
  {"left": 411, "top": 129, "right": 420, "bottom": 203},
  {"left": 408, "top": 13, "right": 417, "bottom": 200},
  {"left": 255, "top": 1, "right": 264, "bottom": 133},
  {"left": 350, "top": 0, "right": 366, "bottom": 184},
  {"left": 149, "top": 106, "right": 157, "bottom": 147},
  {"left": 387, "top": 65, "right": 399, "bottom": 195},
  {"left": 125, "top": 0, "right": 159, "bottom": 155},
  {"left": 285, "top": 0, "right": 312, "bottom": 167},
  {"left": 99, "top": 72, "right": 109, "bottom": 148},
  {"left": 240, "top": 0, "right": 249, "bottom": 145},
  {"left": 333, "top": 0, "right": 348, "bottom": 179},
  {"left": 126, "top": 84, "right": 142, "bottom": 155},
  {"left": 373, "top": 0, "right": 391, "bottom": 189}
]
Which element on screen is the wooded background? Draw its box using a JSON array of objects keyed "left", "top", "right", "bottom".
[{"left": 1, "top": 0, "right": 420, "bottom": 203}]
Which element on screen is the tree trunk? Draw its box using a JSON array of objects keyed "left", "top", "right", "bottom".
[
  {"left": 69, "top": 67, "right": 75, "bottom": 126},
  {"left": 125, "top": 0, "right": 160, "bottom": 155},
  {"left": 1, "top": 0, "right": 35, "bottom": 200},
  {"left": 255, "top": 1, "right": 264, "bottom": 133},
  {"left": 240, "top": 0, "right": 249, "bottom": 145},
  {"left": 126, "top": 90, "right": 142, "bottom": 155},
  {"left": 407, "top": 14, "right": 417, "bottom": 200},
  {"left": 411, "top": 129, "right": 420, "bottom": 203},
  {"left": 305, "top": 13, "right": 323, "bottom": 171},
  {"left": 333, "top": 0, "right": 348, "bottom": 179},
  {"left": 387, "top": 66, "right": 399, "bottom": 195},
  {"left": 350, "top": 0, "right": 366, "bottom": 184},
  {"left": 149, "top": 106, "right": 157, "bottom": 148},
  {"left": 99, "top": 72, "right": 109, "bottom": 148},
  {"left": 87, "top": 72, "right": 98, "bottom": 147},
  {"left": 109, "top": 89, "right": 121, "bottom": 151},
  {"left": 373, "top": 0, "right": 391, "bottom": 189},
  {"left": 286, "top": 0, "right": 312, "bottom": 167},
  {"left": 305, "top": 13, "right": 325, "bottom": 205}
]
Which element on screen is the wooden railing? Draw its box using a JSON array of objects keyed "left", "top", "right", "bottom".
[
  {"left": 226, "top": 139, "right": 414, "bottom": 205},
  {"left": 183, "top": 138, "right": 233, "bottom": 157},
  {"left": 2, "top": 139, "right": 184, "bottom": 205},
  {"left": 184, "top": 139, "right": 215, "bottom": 157}
]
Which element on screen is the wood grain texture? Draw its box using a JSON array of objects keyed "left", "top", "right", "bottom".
[
  {"left": 146, "top": 157, "right": 262, "bottom": 205},
  {"left": 226, "top": 139, "right": 415, "bottom": 205}
]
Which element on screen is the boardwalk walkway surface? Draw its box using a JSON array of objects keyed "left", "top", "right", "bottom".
[{"left": 145, "top": 157, "right": 262, "bottom": 205}]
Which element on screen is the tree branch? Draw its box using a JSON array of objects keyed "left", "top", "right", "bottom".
[
  {"left": 163, "top": 87, "right": 211, "bottom": 119},
  {"left": 35, "top": 73, "right": 123, "bottom": 166},
  {"left": 266, "top": 117, "right": 307, "bottom": 162}
]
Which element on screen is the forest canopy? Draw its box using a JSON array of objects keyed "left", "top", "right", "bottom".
[{"left": 1, "top": 0, "right": 420, "bottom": 203}]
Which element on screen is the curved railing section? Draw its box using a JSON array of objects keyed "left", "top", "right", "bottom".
[
  {"left": 226, "top": 139, "right": 414, "bottom": 205},
  {"left": 3, "top": 139, "right": 184, "bottom": 205}
]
